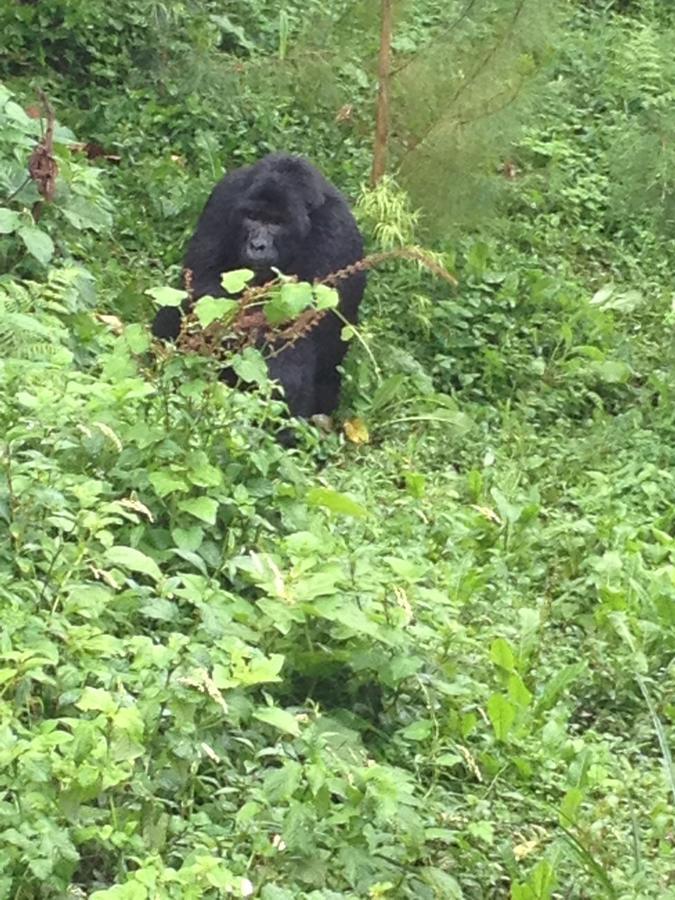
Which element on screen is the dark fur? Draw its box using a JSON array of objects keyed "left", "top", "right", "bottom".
[{"left": 152, "top": 153, "right": 366, "bottom": 419}]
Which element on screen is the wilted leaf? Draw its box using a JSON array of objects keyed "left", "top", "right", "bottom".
[{"left": 343, "top": 417, "right": 369, "bottom": 444}]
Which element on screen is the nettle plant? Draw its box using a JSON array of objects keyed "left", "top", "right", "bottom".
[{"left": 0, "top": 83, "right": 112, "bottom": 275}]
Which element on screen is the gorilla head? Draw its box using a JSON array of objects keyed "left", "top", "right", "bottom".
[
  {"left": 236, "top": 184, "right": 305, "bottom": 274},
  {"left": 233, "top": 157, "right": 326, "bottom": 276}
]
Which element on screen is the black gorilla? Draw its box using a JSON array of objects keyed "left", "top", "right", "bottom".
[{"left": 152, "top": 153, "right": 366, "bottom": 420}]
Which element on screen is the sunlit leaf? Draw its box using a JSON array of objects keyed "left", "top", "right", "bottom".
[
  {"left": 221, "top": 268, "right": 255, "bottom": 293},
  {"left": 194, "top": 296, "right": 238, "bottom": 327},
  {"left": 145, "top": 285, "right": 188, "bottom": 307}
]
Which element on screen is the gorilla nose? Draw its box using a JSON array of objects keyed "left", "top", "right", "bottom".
[{"left": 247, "top": 241, "right": 272, "bottom": 261}]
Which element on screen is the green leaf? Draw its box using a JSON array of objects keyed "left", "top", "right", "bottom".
[
  {"left": 221, "top": 268, "right": 255, "bottom": 293},
  {"left": 149, "top": 471, "right": 188, "bottom": 497},
  {"left": 435, "top": 752, "right": 462, "bottom": 768},
  {"left": 210, "top": 14, "right": 255, "bottom": 52},
  {"left": 490, "top": 636, "right": 515, "bottom": 671},
  {"left": 178, "top": 496, "right": 219, "bottom": 525},
  {"left": 110, "top": 707, "right": 145, "bottom": 761},
  {"left": 145, "top": 286, "right": 188, "bottom": 307},
  {"left": 370, "top": 374, "right": 405, "bottom": 411},
  {"left": 0, "top": 208, "right": 20, "bottom": 234},
  {"left": 420, "top": 868, "right": 463, "bottom": 898},
  {"left": 594, "top": 359, "right": 631, "bottom": 384},
  {"left": 508, "top": 673, "right": 533, "bottom": 708},
  {"left": 124, "top": 323, "right": 151, "bottom": 354},
  {"left": 401, "top": 719, "right": 433, "bottom": 741},
  {"left": 62, "top": 196, "right": 113, "bottom": 232},
  {"left": 171, "top": 526, "right": 204, "bottom": 552},
  {"left": 19, "top": 225, "right": 54, "bottom": 264},
  {"left": 487, "top": 693, "right": 516, "bottom": 742},
  {"left": 230, "top": 347, "right": 268, "bottom": 385},
  {"left": 307, "top": 486, "right": 367, "bottom": 519},
  {"left": 140, "top": 598, "right": 178, "bottom": 621},
  {"left": 253, "top": 706, "right": 300, "bottom": 736},
  {"left": 105, "top": 545, "right": 162, "bottom": 582},
  {"left": 240, "top": 653, "right": 285, "bottom": 686},
  {"left": 90, "top": 883, "right": 148, "bottom": 900},
  {"left": 314, "top": 283, "right": 339, "bottom": 310},
  {"left": 536, "top": 662, "right": 585, "bottom": 712},
  {"left": 266, "top": 281, "right": 314, "bottom": 325},
  {"left": 76, "top": 687, "right": 118, "bottom": 715},
  {"left": 194, "top": 296, "right": 238, "bottom": 328},
  {"left": 513, "top": 860, "right": 556, "bottom": 900},
  {"left": 186, "top": 456, "right": 223, "bottom": 488},
  {"left": 559, "top": 786, "right": 584, "bottom": 826}
]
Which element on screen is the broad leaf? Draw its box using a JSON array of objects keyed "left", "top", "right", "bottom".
[
  {"left": 0, "top": 208, "right": 20, "bottom": 234},
  {"left": 105, "top": 545, "right": 162, "bottom": 582},
  {"left": 221, "top": 268, "right": 255, "bottom": 293},
  {"left": 487, "top": 693, "right": 515, "bottom": 742},
  {"left": 145, "top": 286, "right": 188, "bottom": 307},
  {"left": 253, "top": 706, "right": 300, "bottom": 736},
  {"left": 178, "top": 496, "right": 219, "bottom": 525},
  {"left": 194, "top": 296, "right": 238, "bottom": 327},
  {"left": 231, "top": 347, "right": 268, "bottom": 385},
  {"left": 19, "top": 225, "right": 54, "bottom": 264},
  {"left": 307, "top": 486, "right": 367, "bottom": 519},
  {"left": 266, "top": 281, "right": 314, "bottom": 325}
]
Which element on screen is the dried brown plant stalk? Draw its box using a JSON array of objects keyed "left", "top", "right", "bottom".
[{"left": 174, "top": 246, "right": 457, "bottom": 362}]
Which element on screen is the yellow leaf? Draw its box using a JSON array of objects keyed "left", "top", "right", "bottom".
[{"left": 344, "top": 417, "right": 370, "bottom": 444}]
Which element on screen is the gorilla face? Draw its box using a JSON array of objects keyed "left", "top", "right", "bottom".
[
  {"left": 235, "top": 179, "right": 311, "bottom": 275},
  {"left": 240, "top": 215, "right": 282, "bottom": 269}
]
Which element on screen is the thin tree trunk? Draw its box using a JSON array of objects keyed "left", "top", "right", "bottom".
[{"left": 371, "top": 0, "right": 393, "bottom": 185}]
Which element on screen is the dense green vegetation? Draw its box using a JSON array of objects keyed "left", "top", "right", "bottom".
[{"left": 1, "top": 1, "right": 674, "bottom": 897}]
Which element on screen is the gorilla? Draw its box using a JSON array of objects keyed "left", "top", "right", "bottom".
[{"left": 152, "top": 153, "right": 366, "bottom": 421}]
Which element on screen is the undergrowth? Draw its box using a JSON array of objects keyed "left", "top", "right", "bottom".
[{"left": 0, "top": 2, "right": 674, "bottom": 898}]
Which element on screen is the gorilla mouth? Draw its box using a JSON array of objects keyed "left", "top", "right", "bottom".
[{"left": 249, "top": 265, "right": 277, "bottom": 285}]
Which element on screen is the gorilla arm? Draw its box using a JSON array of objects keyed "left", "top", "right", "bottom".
[{"left": 151, "top": 168, "right": 252, "bottom": 340}]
